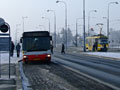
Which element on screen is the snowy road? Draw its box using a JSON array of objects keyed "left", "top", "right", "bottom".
[
  {"left": 54, "top": 52, "right": 120, "bottom": 90},
  {"left": 23, "top": 59, "right": 113, "bottom": 90}
]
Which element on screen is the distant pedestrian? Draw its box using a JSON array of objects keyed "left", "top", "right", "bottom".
[
  {"left": 16, "top": 43, "right": 21, "bottom": 57},
  {"left": 104, "top": 44, "right": 107, "bottom": 52},
  {"left": 95, "top": 41, "right": 98, "bottom": 51},
  {"left": 93, "top": 43, "right": 95, "bottom": 51},
  {"left": 10, "top": 41, "right": 15, "bottom": 57},
  {"left": 51, "top": 44, "right": 53, "bottom": 54},
  {"left": 61, "top": 43, "right": 65, "bottom": 54}
]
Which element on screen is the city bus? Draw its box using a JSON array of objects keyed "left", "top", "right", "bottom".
[
  {"left": 21, "top": 31, "right": 52, "bottom": 64},
  {"left": 86, "top": 34, "right": 108, "bottom": 52}
]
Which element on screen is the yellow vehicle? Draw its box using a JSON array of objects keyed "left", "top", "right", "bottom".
[{"left": 86, "top": 34, "right": 108, "bottom": 52}]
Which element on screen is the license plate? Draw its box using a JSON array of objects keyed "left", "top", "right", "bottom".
[{"left": 34, "top": 58, "right": 40, "bottom": 60}]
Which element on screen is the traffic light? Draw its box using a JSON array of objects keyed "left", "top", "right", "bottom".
[
  {"left": 0, "top": 18, "right": 9, "bottom": 33},
  {"left": 0, "top": 24, "right": 9, "bottom": 33}
]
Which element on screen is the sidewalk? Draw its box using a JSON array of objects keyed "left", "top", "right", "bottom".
[
  {"left": 0, "top": 52, "right": 22, "bottom": 90},
  {"left": 54, "top": 46, "right": 120, "bottom": 60}
]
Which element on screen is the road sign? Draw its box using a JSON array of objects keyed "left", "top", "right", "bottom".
[
  {"left": 0, "top": 18, "right": 5, "bottom": 26},
  {"left": 0, "top": 37, "right": 11, "bottom": 51}
]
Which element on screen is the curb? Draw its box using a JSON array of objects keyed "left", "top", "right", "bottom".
[
  {"left": 19, "top": 62, "right": 32, "bottom": 90},
  {"left": 16, "top": 63, "right": 22, "bottom": 90}
]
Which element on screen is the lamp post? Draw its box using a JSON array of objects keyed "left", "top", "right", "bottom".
[
  {"left": 88, "top": 10, "right": 97, "bottom": 36},
  {"left": 83, "top": 0, "right": 86, "bottom": 52},
  {"left": 15, "top": 24, "right": 21, "bottom": 45},
  {"left": 42, "top": 17, "right": 50, "bottom": 34},
  {"left": 22, "top": 16, "right": 28, "bottom": 33},
  {"left": 56, "top": 0, "right": 67, "bottom": 49},
  {"left": 102, "top": 17, "right": 108, "bottom": 36},
  {"left": 47, "top": 10, "right": 56, "bottom": 47},
  {"left": 107, "top": 2, "right": 118, "bottom": 41},
  {"left": 76, "top": 18, "right": 82, "bottom": 47}
]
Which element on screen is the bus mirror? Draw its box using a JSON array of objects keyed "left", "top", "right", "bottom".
[
  {"left": 20, "top": 38, "right": 22, "bottom": 43},
  {"left": 50, "top": 36, "right": 52, "bottom": 40}
]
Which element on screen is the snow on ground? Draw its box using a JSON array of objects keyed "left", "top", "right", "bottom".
[
  {"left": 0, "top": 52, "right": 22, "bottom": 64},
  {"left": 87, "top": 52, "right": 120, "bottom": 59}
]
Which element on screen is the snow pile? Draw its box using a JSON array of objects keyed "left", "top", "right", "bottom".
[{"left": 87, "top": 52, "right": 120, "bottom": 59}]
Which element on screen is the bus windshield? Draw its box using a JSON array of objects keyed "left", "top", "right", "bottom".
[
  {"left": 98, "top": 39, "right": 108, "bottom": 44},
  {"left": 23, "top": 37, "right": 50, "bottom": 51}
]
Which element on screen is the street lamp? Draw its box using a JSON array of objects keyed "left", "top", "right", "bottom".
[
  {"left": 83, "top": 0, "right": 86, "bottom": 52},
  {"left": 47, "top": 9, "right": 56, "bottom": 47},
  {"left": 56, "top": 0, "right": 67, "bottom": 49},
  {"left": 102, "top": 17, "right": 108, "bottom": 36},
  {"left": 107, "top": 2, "right": 118, "bottom": 41},
  {"left": 42, "top": 17, "right": 50, "bottom": 33},
  {"left": 76, "top": 18, "right": 82, "bottom": 47},
  {"left": 15, "top": 24, "right": 21, "bottom": 45},
  {"left": 22, "top": 16, "right": 28, "bottom": 33},
  {"left": 88, "top": 10, "right": 97, "bottom": 36}
]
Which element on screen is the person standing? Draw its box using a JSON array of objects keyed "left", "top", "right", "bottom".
[
  {"left": 10, "top": 41, "right": 15, "bottom": 57},
  {"left": 16, "top": 43, "right": 21, "bottom": 57},
  {"left": 61, "top": 43, "right": 65, "bottom": 54},
  {"left": 95, "top": 41, "right": 98, "bottom": 51}
]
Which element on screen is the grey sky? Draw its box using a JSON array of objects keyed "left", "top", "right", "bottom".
[{"left": 0, "top": 0, "right": 120, "bottom": 41}]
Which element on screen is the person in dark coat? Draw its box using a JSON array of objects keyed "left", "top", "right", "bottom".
[
  {"left": 16, "top": 43, "right": 21, "bottom": 57},
  {"left": 61, "top": 43, "right": 65, "bottom": 54},
  {"left": 103, "top": 44, "right": 107, "bottom": 52},
  {"left": 95, "top": 41, "right": 98, "bottom": 51},
  {"left": 93, "top": 43, "right": 95, "bottom": 51},
  {"left": 10, "top": 41, "right": 15, "bottom": 57}
]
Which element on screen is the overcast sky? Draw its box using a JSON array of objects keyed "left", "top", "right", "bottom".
[{"left": 0, "top": 0, "right": 120, "bottom": 41}]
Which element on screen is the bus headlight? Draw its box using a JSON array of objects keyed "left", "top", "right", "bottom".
[
  {"left": 23, "top": 56, "right": 27, "bottom": 58},
  {"left": 47, "top": 54, "right": 51, "bottom": 57}
]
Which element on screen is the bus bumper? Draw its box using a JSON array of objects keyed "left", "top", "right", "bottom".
[{"left": 23, "top": 54, "right": 51, "bottom": 62}]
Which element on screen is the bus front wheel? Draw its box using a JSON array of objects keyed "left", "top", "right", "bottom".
[{"left": 24, "top": 59, "right": 28, "bottom": 64}]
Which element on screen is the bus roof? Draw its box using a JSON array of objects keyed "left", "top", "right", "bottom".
[{"left": 23, "top": 31, "right": 50, "bottom": 37}]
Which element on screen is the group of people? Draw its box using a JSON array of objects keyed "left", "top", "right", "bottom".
[{"left": 11, "top": 41, "right": 21, "bottom": 57}]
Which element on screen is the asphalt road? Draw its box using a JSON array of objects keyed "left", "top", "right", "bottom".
[
  {"left": 53, "top": 52, "right": 120, "bottom": 90},
  {"left": 22, "top": 52, "right": 118, "bottom": 90}
]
